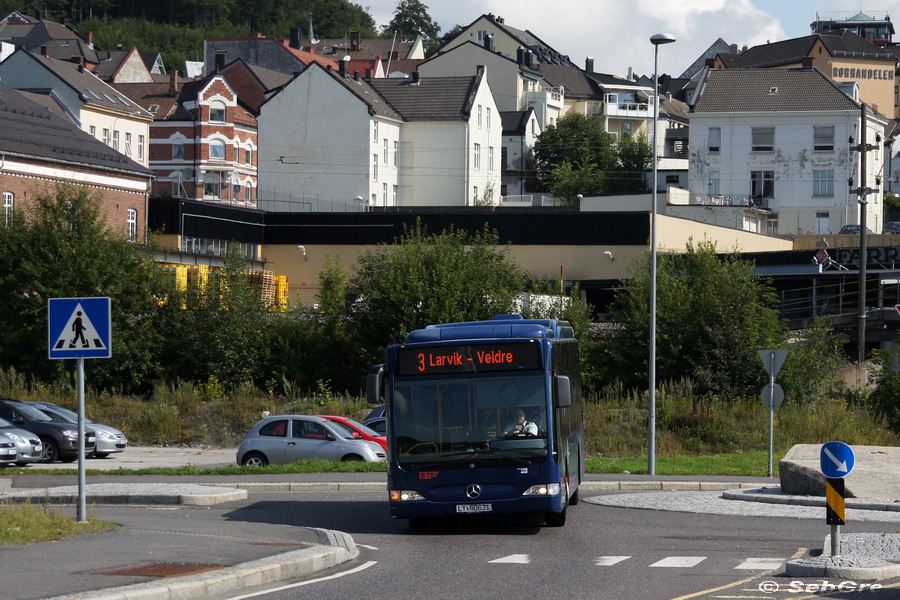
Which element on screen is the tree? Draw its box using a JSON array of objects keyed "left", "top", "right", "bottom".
[
  {"left": 613, "top": 132, "right": 653, "bottom": 193},
  {"left": 602, "top": 238, "right": 782, "bottom": 400},
  {"left": 347, "top": 221, "right": 527, "bottom": 363},
  {"left": 0, "top": 184, "right": 165, "bottom": 392},
  {"left": 533, "top": 113, "right": 616, "bottom": 193},
  {"left": 384, "top": 0, "right": 440, "bottom": 42}
]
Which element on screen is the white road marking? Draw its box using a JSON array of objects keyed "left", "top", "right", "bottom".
[
  {"left": 356, "top": 544, "right": 379, "bottom": 550},
  {"left": 489, "top": 554, "right": 531, "bottom": 564},
  {"left": 594, "top": 556, "right": 631, "bottom": 566},
  {"left": 650, "top": 556, "right": 707, "bottom": 568},
  {"left": 225, "top": 560, "right": 377, "bottom": 599},
  {"left": 735, "top": 557, "right": 784, "bottom": 570}
]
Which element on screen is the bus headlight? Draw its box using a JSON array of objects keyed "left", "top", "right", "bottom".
[
  {"left": 390, "top": 490, "right": 424, "bottom": 502},
  {"left": 522, "top": 483, "right": 560, "bottom": 496}
]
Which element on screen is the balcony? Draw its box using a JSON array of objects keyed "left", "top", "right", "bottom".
[{"left": 668, "top": 188, "right": 770, "bottom": 210}]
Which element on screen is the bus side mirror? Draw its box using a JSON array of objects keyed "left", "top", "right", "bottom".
[
  {"left": 367, "top": 364, "right": 385, "bottom": 405},
  {"left": 554, "top": 375, "right": 572, "bottom": 408}
]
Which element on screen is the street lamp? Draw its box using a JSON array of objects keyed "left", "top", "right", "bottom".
[{"left": 649, "top": 32, "right": 675, "bottom": 476}]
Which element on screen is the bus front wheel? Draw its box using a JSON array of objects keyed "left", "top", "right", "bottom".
[{"left": 545, "top": 510, "right": 566, "bottom": 527}]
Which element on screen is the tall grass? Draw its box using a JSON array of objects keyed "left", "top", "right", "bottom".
[{"left": 1, "top": 367, "right": 897, "bottom": 452}]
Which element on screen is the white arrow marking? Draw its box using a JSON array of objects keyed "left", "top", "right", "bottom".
[
  {"left": 823, "top": 447, "right": 848, "bottom": 472},
  {"left": 489, "top": 554, "right": 530, "bottom": 564}
]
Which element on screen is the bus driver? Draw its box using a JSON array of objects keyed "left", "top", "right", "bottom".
[{"left": 502, "top": 409, "right": 538, "bottom": 437}]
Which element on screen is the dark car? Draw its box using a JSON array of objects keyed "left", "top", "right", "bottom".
[
  {"left": 883, "top": 221, "right": 900, "bottom": 234},
  {"left": 363, "top": 404, "right": 386, "bottom": 421},
  {"left": 0, "top": 399, "right": 95, "bottom": 462},
  {"left": 839, "top": 224, "right": 873, "bottom": 234}
]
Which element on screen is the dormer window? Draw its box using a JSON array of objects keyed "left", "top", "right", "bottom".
[
  {"left": 768, "top": 87, "right": 778, "bottom": 95},
  {"left": 209, "top": 101, "right": 226, "bottom": 122}
]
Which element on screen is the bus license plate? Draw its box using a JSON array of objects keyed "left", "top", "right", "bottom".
[{"left": 456, "top": 503, "right": 492, "bottom": 513}]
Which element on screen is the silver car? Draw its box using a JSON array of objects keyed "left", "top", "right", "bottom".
[
  {"left": 0, "top": 416, "right": 43, "bottom": 465},
  {"left": 237, "top": 415, "right": 386, "bottom": 466},
  {"left": 0, "top": 432, "right": 17, "bottom": 466},
  {"left": 27, "top": 402, "right": 127, "bottom": 458}
]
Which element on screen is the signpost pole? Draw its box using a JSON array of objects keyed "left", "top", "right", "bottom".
[
  {"left": 77, "top": 357, "right": 86, "bottom": 522},
  {"left": 768, "top": 352, "right": 775, "bottom": 478}
]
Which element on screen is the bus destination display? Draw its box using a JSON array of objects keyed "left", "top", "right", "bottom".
[{"left": 396, "top": 342, "right": 542, "bottom": 376}]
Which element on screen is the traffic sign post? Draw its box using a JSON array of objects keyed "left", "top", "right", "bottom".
[
  {"left": 758, "top": 350, "right": 789, "bottom": 477},
  {"left": 47, "top": 297, "right": 112, "bottom": 523},
  {"left": 820, "top": 442, "right": 855, "bottom": 557}
]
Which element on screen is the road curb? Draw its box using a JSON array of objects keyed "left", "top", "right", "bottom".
[{"left": 42, "top": 527, "right": 359, "bottom": 600}]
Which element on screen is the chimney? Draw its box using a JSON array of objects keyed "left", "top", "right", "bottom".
[
  {"left": 412, "top": 71, "right": 420, "bottom": 84},
  {"left": 730, "top": 43, "right": 738, "bottom": 53},
  {"left": 351, "top": 31, "right": 361, "bottom": 49},
  {"left": 802, "top": 56, "right": 815, "bottom": 68},
  {"left": 517, "top": 46, "right": 525, "bottom": 66},
  {"left": 585, "top": 56, "right": 594, "bottom": 72},
  {"left": 169, "top": 70, "right": 180, "bottom": 95},
  {"left": 354, "top": 71, "right": 360, "bottom": 81},
  {"left": 215, "top": 51, "right": 226, "bottom": 72},
  {"left": 290, "top": 26, "right": 301, "bottom": 49},
  {"left": 525, "top": 50, "right": 534, "bottom": 69},
  {"left": 86, "top": 31, "right": 93, "bottom": 48},
  {"left": 365, "top": 67, "right": 372, "bottom": 79},
  {"left": 484, "top": 34, "right": 494, "bottom": 52},
  {"left": 40, "top": 45, "right": 49, "bottom": 57},
  {"left": 705, "top": 58, "right": 716, "bottom": 68},
  {"left": 391, "top": 50, "right": 399, "bottom": 60},
  {"left": 339, "top": 57, "right": 348, "bottom": 77}
]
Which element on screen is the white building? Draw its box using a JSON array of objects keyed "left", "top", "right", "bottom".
[
  {"left": 684, "top": 67, "right": 886, "bottom": 235},
  {"left": 257, "top": 62, "right": 501, "bottom": 209}
]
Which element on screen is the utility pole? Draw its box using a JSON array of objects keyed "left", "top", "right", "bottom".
[{"left": 851, "top": 103, "right": 874, "bottom": 385}]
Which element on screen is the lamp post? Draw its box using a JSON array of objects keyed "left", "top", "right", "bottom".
[{"left": 649, "top": 32, "right": 675, "bottom": 476}]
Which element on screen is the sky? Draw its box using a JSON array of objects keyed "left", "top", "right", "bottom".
[{"left": 360, "top": 0, "right": 896, "bottom": 78}]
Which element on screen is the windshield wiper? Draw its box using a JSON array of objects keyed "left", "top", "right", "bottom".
[{"left": 404, "top": 448, "right": 533, "bottom": 469}]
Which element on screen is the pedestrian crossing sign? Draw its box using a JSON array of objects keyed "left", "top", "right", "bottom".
[{"left": 48, "top": 298, "right": 111, "bottom": 359}]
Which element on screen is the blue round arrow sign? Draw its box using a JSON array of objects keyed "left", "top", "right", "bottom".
[{"left": 820, "top": 441, "right": 855, "bottom": 478}]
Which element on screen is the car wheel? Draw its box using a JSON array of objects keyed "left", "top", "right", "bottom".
[
  {"left": 544, "top": 509, "right": 566, "bottom": 527},
  {"left": 341, "top": 454, "right": 364, "bottom": 462},
  {"left": 41, "top": 438, "right": 59, "bottom": 463},
  {"left": 241, "top": 452, "right": 268, "bottom": 467}
]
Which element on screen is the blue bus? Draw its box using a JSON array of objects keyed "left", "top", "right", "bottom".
[{"left": 367, "top": 314, "right": 584, "bottom": 527}]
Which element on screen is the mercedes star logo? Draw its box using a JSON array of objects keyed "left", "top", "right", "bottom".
[{"left": 466, "top": 484, "right": 482, "bottom": 499}]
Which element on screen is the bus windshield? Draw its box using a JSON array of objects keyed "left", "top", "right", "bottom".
[{"left": 391, "top": 373, "right": 548, "bottom": 468}]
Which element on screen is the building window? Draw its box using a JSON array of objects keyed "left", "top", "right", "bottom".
[
  {"left": 621, "top": 122, "right": 633, "bottom": 137},
  {"left": 89, "top": 125, "right": 96, "bottom": 138},
  {"left": 393, "top": 141, "right": 399, "bottom": 167},
  {"left": 102, "top": 128, "right": 109, "bottom": 145},
  {"left": 373, "top": 121, "right": 378, "bottom": 142},
  {"left": 126, "top": 208, "right": 137, "bottom": 241},
  {"left": 708, "top": 171, "right": 720, "bottom": 195},
  {"left": 383, "top": 138, "right": 389, "bottom": 164},
  {"left": 245, "top": 148, "right": 252, "bottom": 164},
  {"left": 750, "top": 170, "right": 775, "bottom": 198},
  {"left": 373, "top": 154, "right": 378, "bottom": 181},
  {"left": 245, "top": 185, "right": 252, "bottom": 203},
  {"left": 813, "top": 170, "right": 834, "bottom": 196},
  {"left": 209, "top": 101, "right": 226, "bottom": 122},
  {"left": 383, "top": 182, "right": 388, "bottom": 204},
  {"left": 3, "top": 192, "right": 13, "bottom": 228},
  {"left": 473, "top": 186, "right": 478, "bottom": 201},
  {"left": 474, "top": 143, "right": 481, "bottom": 169},
  {"left": 665, "top": 174, "right": 680, "bottom": 184},
  {"left": 173, "top": 143, "right": 184, "bottom": 159},
  {"left": 138, "top": 135, "right": 145, "bottom": 160},
  {"left": 489, "top": 146, "right": 494, "bottom": 171},
  {"left": 124, "top": 132, "right": 132, "bottom": 157},
  {"left": 204, "top": 173, "right": 221, "bottom": 198},
  {"left": 814, "top": 126, "right": 834, "bottom": 151},
  {"left": 210, "top": 140, "right": 226, "bottom": 160},
  {"left": 486, "top": 107, "right": 491, "bottom": 130},
  {"left": 708, "top": 127, "right": 721, "bottom": 152},
  {"left": 113, "top": 130, "right": 119, "bottom": 151},
  {"left": 392, "top": 184, "right": 398, "bottom": 204},
  {"left": 751, "top": 127, "right": 774, "bottom": 152},
  {"left": 477, "top": 105, "right": 483, "bottom": 128}
]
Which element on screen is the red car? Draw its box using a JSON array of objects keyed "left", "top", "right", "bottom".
[{"left": 321, "top": 415, "right": 387, "bottom": 451}]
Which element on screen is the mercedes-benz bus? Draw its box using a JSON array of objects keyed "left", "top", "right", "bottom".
[{"left": 367, "top": 314, "right": 584, "bottom": 527}]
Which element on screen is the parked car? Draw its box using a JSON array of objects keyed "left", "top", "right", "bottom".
[
  {"left": 839, "top": 224, "right": 873, "bottom": 234},
  {"left": 236, "top": 415, "right": 386, "bottom": 466},
  {"left": 0, "top": 399, "right": 95, "bottom": 462},
  {"left": 27, "top": 401, "right": 127, "bottom": 458},
  {"left": 883, "top": 221, "right": 900, "bottom": 234},
  {"left": 0, "top": 432, "right": 17, "bottom": 466},
  {"left": 362, "top": 416, "right": 386, "bottom": 435},
  {"left": 0, "top": 416, "right": 43, "bottom": 465},
  {"left": 320, "top": 415, "right": 387, "bottom": 451},
  {"left": 363, "top": 404, "right": 386, "bottom": 421}
]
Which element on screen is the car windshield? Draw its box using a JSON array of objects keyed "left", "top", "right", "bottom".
[
  {"left": 15, "top": 403, "right": 53, "bottom": 422},
  {"left": 328, "top": 419, "right": 361, "bottom": 437},
  {"left": 342, "top": 417, "right": 380, "bottom": 437},
  {"left": 0, "top": 416, "right": 13, "bottom": 428},
  {"left": 392, "top": 373, "right": 548, "bottom": 468}
]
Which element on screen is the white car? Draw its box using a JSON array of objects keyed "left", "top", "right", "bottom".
[{"left": 0, "top": 416, "right": 43, "bottom": 465}]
